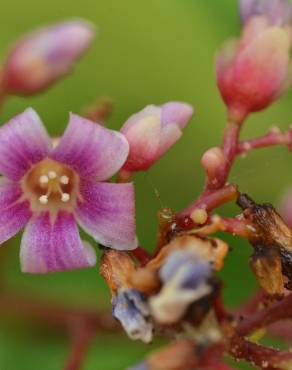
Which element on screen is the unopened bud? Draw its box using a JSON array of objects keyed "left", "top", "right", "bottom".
[
  {"left": 216, "top": 16, "right": 291, "bottom": 122},
  {"left": 201, "top": 147, "right": 225, "bottom": 184},
  {"left": 121, "top": 102, "right": 194, "bottom": 172},
  {"left": 190, "top": 208, "right": 208, "bottom": 225},
  {"left": 2, "top": 19, "right": 95, "bottom": 96}
]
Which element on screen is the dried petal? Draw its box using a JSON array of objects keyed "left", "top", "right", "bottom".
[{"left": 112, "top": 289, "right": 153, "bottom": 343}]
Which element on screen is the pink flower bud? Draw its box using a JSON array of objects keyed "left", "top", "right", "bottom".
[
  {"left": 201, "top": 147, "right": 226, "bottom": 183},
  {"left": 240, "top": 0, "right": 292, "bottom": 26},
  {"left": 121, "top": 102, "right": 193, "bottom": 172},
  {"left": 216, "top": 16, "right": 291, "bottom": 122},
  {"left": 2, "top": 20, "right": 95, "bottom": 96}
]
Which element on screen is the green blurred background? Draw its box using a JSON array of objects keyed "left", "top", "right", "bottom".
[{"left": 0, "top": 0, "right": 291, "bottom": 369}]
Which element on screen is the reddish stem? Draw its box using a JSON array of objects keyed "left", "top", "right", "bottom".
[
  {"left": 0, "top": 289, "right": 117, "bottom": 332},
  {"left": 236, "top": 293, "right": 292, "bottom": 337},
  {"left": 199, "top": 344, "right": 235, "bottom": 370},
  {"left": 177, "top": 121, "right": 240, "bottom": 219},
  {"left": 228, "top": 335, "right": 292, "bottom": 370},
  {"left": 233, "top": 289, "right": 266, "bottom": 319},
  {"left": 131, "top": 247, "right": 151, "bottom": 266},
  {"left": 219, "top": 216, "right": 252, "bottom": 238},
  {"left": 268, "top": 321, "right": 292, "bottom": 344},
  {"left": 64, "top": 321, "right": 95, "bottom": 370},
  {"left": 177, "top": 184, "right": 238, "bottom": 219},
  {"left": 237, "top": 128, "right": 290, "bottom": 155},
  {"left": 208, "top": 121, "right": 240, "bottom": 190}
]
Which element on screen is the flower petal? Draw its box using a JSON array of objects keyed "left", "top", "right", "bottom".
[
  {"left": 121, "top": 111, "right": 161, "bottom": 171},
  {"left": 156, "top": 123, "right": 182, "bottom": 158},
  {"left": 0, "top": 179, "right": 31, "bottom": 244},
  {"left": 161, "top": 102, "right": 194, "bottom": 129},
  {"left": 51, "top": 114, "right": 129, "bottom": 181},
  {"left": 236, "top": 26, "right": 290, "bottom": 99},
  {"left": 76, "top": 181, "right": 136, "bottom": 250},
  {"left": 0, "top": 108, "right": 51, "bottom": 181},
  {"left": 20, "top": 211, "right": 96, "bottom": 273}
]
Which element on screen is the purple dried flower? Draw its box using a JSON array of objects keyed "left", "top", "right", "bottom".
[
  {"left": 3, "top": 20, "right": 95, "bottom": 95},
  {"left": 112, "top": 289, "right": 153, "bottom": 343},
  {"left": 0, "top": 108, "right": 136, "bottom": 273},
  {"left": 149, "top": 249, "right": 213, "bottom": 325}
]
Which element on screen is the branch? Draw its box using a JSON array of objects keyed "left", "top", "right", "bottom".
[
  {"left": 236, "top": 293, "right": 292, "bottom": 337},
  {"left": 237, "top": 127, "right": 290, "bottom": 155},
  {"left": 0, "top": 288, "right": 118, "bottom": 332},
  {"left": 228, "top": 335, "right": 292, "bottom": 370},
  {"left": 177, "top": 184, "right": 238, "bottom": 219},
  {"left": 64, "top": 321, "right": 95, "bottom": 370}
]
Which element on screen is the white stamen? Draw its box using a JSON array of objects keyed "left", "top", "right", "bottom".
[
  {"left": 60, "top": 175, "right": 69, "bottom": 185},
  {"left": 39, "top": 175, "right": 49, "bottom": 184},
  {"left": 61, "top": 193, "right": 70, "bottom": 202},
  {"left": 48, "top": 171, "right": 57, "bottom": 179},
  {"left": 39, "top": 195, "right": 49, "bottom": 204}
]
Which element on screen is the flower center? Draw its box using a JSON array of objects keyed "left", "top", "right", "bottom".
[{"left": 22, "top": 158, "right": 79, "bottom": 212}]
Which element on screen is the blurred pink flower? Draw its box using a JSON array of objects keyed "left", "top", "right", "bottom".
[
  {"left": 216, "top": 14, "right": 291, "bottom": 122},
  {"left": 240, "top": 0, "right": 292, "bottom": 26},
  {"left": 0, "top": 109, "right": 136, "bottom": 273},
  {"left": 120, "top": 102, "right": 193, "bottom": 173},
  {"left": 3, "top": 20, "right": 95, "bottom": 95},
  {"left": 279, "top": 188, "right": 292, "bottom": 228}
]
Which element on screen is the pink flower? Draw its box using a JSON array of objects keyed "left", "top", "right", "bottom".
[
  {"left": 0, "top": 108, "right": 136, "bottom": 273},
  {"left": 2, "top": 20, "right": 95, "bottom": 96},
  {"left": 216, "top": 15, "right": 291, "bottom": 122},
  {"left": 120, "top": 102, "right": 193, "bottom": 173}
]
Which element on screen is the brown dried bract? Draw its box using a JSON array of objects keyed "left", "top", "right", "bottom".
[
  {"left": 237, "top": 193, "right": 292, "bottom": 294},
  {"left": 99, "top": 249, "right": 136, "bottom": 294},
  {"left": 250, "top": 246, "right": 285, "bottom": 297},
  {"left": 237, "top": 193, "right": 292, "bottom": 251}
]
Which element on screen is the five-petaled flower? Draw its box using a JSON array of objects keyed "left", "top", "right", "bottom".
[{"left": 0, "top": 108, "right": 136, "bottom": 273}]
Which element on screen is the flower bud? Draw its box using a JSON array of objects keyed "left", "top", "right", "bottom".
[
  {"left": 201, "top": 147, "right": 226, "bottom": 186},
  {"left": 240, "top": 0, "right": 292, "bottom": 26},
  {"left": 216, "top": 15, "right": 291, "bottom": 122},
  {"left": 120, "top": 102, "right": 193, "bottom": 172},
  {"left": 2, "top": 20, "right": 95, "bottom": 96}
]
